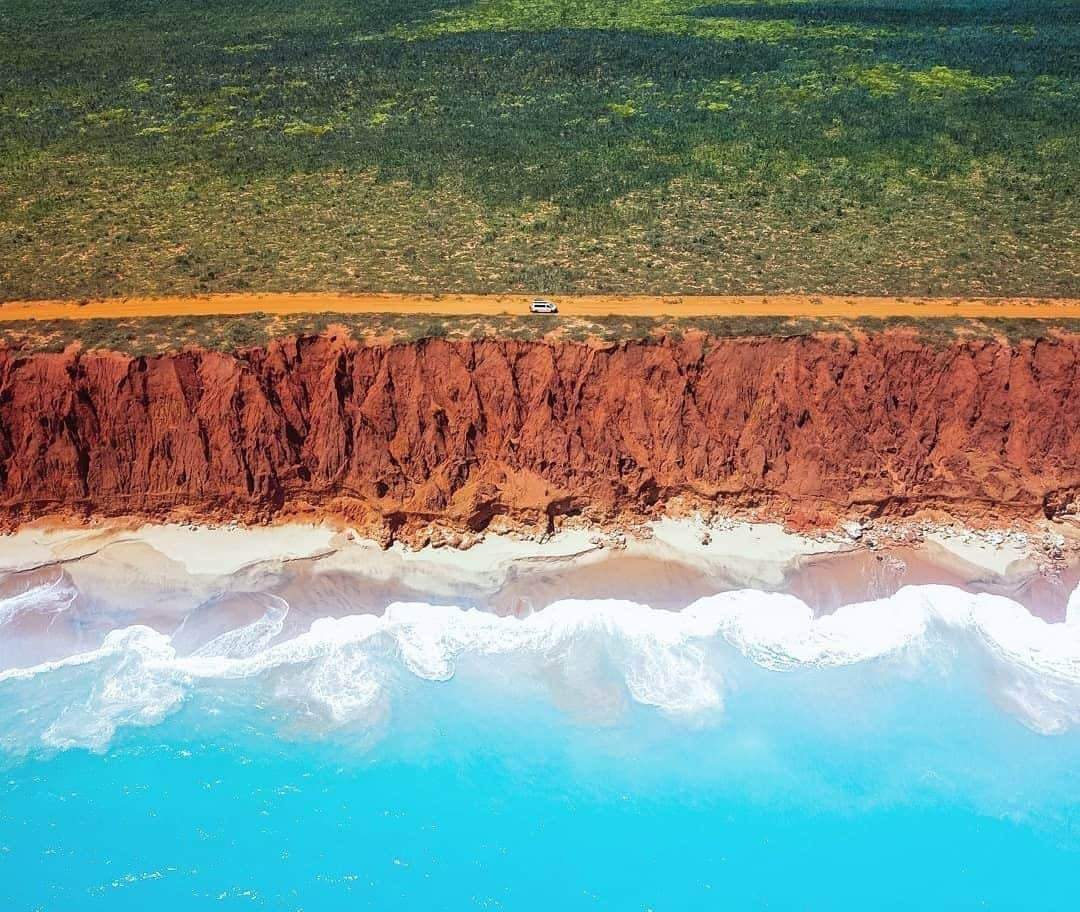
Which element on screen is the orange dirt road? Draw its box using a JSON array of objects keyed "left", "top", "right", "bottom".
[{"left": 2, "top": 293, "right": 1080, "bottom": 321}]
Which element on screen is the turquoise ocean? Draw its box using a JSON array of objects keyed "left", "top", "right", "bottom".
[{"left": 1, "top": 579, "right": 1079, "bottom": 909}]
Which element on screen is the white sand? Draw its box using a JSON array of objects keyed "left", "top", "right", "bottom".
[
  {"left": 923, "top": 530, "right": 1033, "bottom": 577},
  {"left": 644, "top": 516, "right": 843, "bottom": 587},
  {"left": 391, "top": 527, "right": 602, "bottom": 572},
  {"left": 0, "top": 516, "right": 847, "bottom": 608},
  {"left": 131, "top": 523, "right": 338, "bottom": 576},
  {"left": 649, "top": 516, "right": 841, "bottom": 563},
  {"left": 0, "top": 516, "right": 1072, "bottom": 670},
  {"left": 0, "top": 515, "right": 1054, "bottom": 616},
  {"left": 0, "top": 526, "right": 120, "bottom": 574},
  {"left": 0, "top": 522, "right": 339, "bottom": 578}
]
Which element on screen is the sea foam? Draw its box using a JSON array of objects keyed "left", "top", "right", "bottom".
[
  {"left": 0, "top": 572, "right": 78, "bottom": 627},
  {"left": 1, "top": 583, "right": 1079, "bottom": 753}
]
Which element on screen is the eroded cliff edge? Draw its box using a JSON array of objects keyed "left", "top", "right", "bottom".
[{"left": 1, "top": 331, "right": 1077, "bottom": 541}]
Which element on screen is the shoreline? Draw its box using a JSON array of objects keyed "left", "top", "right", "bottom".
[{"left": 1, "top": 514, "right": 1076, "bottom": 627}]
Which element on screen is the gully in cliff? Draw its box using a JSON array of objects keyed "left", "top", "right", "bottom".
[{"left": 0, "top": 330, "right": 1076, "bottom": 540}]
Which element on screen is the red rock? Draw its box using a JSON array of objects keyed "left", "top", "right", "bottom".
[{"left": 0, "top": 332, "right": 1076, "bottom": 540}]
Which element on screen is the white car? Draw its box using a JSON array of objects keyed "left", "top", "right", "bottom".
[{"left": 530, "top": 298, "right": 558, "bottom": 314}]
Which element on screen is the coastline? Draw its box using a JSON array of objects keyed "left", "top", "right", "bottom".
[
  {"left": 2, "top": 332, "right": 1077, "bottom": 542},
  {"left": 3, "top": 511, "right": 1080, "bottom": 749},
  {"left": 2, "top": 513, "right": 1076, "bottom": 631}
]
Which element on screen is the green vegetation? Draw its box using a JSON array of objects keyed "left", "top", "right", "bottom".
[
  {"left": 2, "top": 312, "right": 1077, "bottom": 355},
  {"left": 1, "top": 0, "right": 1077, "bottom": 300}
]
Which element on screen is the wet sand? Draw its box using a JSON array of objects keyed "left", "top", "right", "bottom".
[{"left": 0, "top": 518, "right": 1075, "bottom": 671}]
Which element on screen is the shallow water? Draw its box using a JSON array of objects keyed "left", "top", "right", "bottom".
[{"left": 2, "top": 570, "right": 1079, "bottom": 909}]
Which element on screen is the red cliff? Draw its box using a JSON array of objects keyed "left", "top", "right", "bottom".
[{"left": 0, "top": 331, "right": 1077, "bottom": 538}]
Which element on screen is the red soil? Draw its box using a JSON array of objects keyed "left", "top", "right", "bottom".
[{"left": 0, "top": 331, "right": 1077, "bottom": 541}]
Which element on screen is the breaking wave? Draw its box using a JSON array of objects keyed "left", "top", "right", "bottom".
[
  {"left": 1, "top": 583, "right": 1079, "bottom": 753},
  {"left": 0, "top": 573, "right": 79, "bottom": 628}
]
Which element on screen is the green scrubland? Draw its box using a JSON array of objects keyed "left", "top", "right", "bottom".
[{"left": 1, "top": 0, "right": 1077, "bottom": 300}]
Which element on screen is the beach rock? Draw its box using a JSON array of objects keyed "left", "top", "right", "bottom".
[
  {"left": 842, "top": 521, "right": 864, "bottom": 540},
  {"left": 0, "top": 332, "right": 1077, "bottom": 540}
]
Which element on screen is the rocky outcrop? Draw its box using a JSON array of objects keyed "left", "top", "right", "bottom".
[{"left": 0, "top": 331, "right": 1077, "bottom": 539}]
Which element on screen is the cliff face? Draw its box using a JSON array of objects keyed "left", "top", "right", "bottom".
[{"left": 0, "top": 332, "right": 1077, "bottom": 537}]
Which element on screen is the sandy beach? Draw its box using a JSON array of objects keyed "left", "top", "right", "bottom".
[{"left": 0, "top": 515, "right": 1075, "bottom": 669}]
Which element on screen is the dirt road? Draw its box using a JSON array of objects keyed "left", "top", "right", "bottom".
[{"left": 2, "top": 292, "right": 1079, "bottom": 321}]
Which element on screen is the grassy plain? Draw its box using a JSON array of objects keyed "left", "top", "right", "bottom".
[{"left": 1, "top": 0, "right": 1078, "bottom": 300}]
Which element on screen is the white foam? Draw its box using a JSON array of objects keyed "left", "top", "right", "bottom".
[
  {"left": 1, "top": 584, "right": 1079, "bottom": 752},
  {"left": 2, "top": 625, "right": 185, "bottom": 752},
  {"left": 192, "top": 594, "right": 290, "bottom": 660},
  {"left": 0, "top": 573, "right": 79, "bottom": 626}
]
